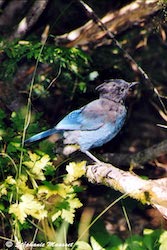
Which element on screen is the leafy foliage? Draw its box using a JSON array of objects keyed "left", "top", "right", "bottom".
[
  {"left": 74, "top": 228, "right": 166, "bottom": 250},
  {"left": 0, "top": 109, "right": 85, "bottom": 245},
  {"left": 0, "top": 39, "right": 90, "bottom": 81}
]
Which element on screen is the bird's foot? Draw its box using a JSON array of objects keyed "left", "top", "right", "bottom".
[{"left": 85, "top": 150, "right": 101, "bottom": 163}]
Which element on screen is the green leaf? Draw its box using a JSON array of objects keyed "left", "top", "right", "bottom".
[
  {"left": 143, "top": 228, "right": 162, "bottom": 250},
  {"left": 126, "top": 235, "right": 144, "bottom": 250}
]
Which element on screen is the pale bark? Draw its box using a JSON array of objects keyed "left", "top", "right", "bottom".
[{"left": 86, "top": 162, "right": 167, "bottom": 219}]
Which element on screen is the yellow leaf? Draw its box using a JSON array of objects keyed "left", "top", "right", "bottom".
[
  {"left": 28, "top": 151, "right": 40, "bottom": 162},
  {"left": 16, "top": 175, "right": 33, "bottom": 194},
  {"left": 0, "top": 185, "right": 7, "bottom": 197},
  {"left": 61, "top": 209, "right": 74, "bottom": 224},
  {"left": 23, "top": 153, "right": 52, "bottom": 180},
  {"left": 66, "top": 161, "right": 86, "bottom": 182},
  {"left": 69, "top": 197, "right": 82, "bottom": 209},
  {"left": 56, "top": 183, "right": 72, "bottom": 198},
  {"left": 6, "top": 176, "right": 16, "bottom": 185},
  {"left": 9, "top": 194, "right": 47, "bottom": 223},
  {"left": 51, "top": 210, "right": 61, "bottom": 222},
  {"left": 9, "top": 203, "right": 27, "bottom": 224}
]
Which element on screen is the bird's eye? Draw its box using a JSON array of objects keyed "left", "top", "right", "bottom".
[{"left": 120, "top": 87, "right": 125, "bottom": 92}]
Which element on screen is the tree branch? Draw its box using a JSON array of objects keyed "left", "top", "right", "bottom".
[
  {"left": 56, "top": 0, "right": 161, "bottom": 47},
  {"left": 103, "top": 139, "right": 167, "bottom": 166},
  {"left": 0, "top": 0, "right": 28, "bottom": 28},
  {"left": 86, "top": 162, "right": 167, "bottom": 219},
  {"left": 9, "top": 0, "right": 49, "bottom": 40}
]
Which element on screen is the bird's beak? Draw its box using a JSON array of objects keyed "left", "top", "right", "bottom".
[{"left": 130, "top": 81, "right": 140, "bottom": 88}]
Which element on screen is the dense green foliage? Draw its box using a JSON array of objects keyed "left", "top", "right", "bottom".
[
  {"left": 0, "top": 108, "right": 85, "bottom": 246},
  {"left": 0, "top": 40, "right": 90, "bottom": 80}
]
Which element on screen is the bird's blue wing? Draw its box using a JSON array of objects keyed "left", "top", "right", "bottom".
[
  {"left": 56, "top": 105, "right": 104, "bottom": 131},
  {"left": 56, "top": 108, "right": 84, "bottom": 130}
]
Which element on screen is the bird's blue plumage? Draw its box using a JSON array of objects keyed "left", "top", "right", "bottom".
[
  {"left": 56, "top": 100, "right": 105, "bottom": 131},
  {"left": 25, "top": 79, "right": 139, "bottom": 160},
  {"left": 24, "top": 128, "right": 58, "bottom": 144}
]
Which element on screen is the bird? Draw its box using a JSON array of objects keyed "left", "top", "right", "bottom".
[{"left": 24, "top": 79, "right": 139, "bottom": 162}]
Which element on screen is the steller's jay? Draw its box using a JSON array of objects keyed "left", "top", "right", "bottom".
[{"left": 25, "top": 79, "right": 139, "bottom": 162}]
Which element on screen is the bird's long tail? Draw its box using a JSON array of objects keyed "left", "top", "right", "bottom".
[{"left": 24, "top": 128, "right": 58, "bottom": 145}]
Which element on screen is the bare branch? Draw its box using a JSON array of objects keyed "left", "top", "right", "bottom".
[
  {"left": 103, "top": 139, "right": 167, "bottom": 166},
  {"left": 86, "top": 162, "right": 167, "bottom": 219}
]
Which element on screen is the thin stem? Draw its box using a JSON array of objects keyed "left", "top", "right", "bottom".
[{"left": 18, "top": 27, "right": 49, "bottom": 178}]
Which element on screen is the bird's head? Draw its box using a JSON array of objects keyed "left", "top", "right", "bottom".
[{"left": 96, "top": 79, "right": 139, "bottom": 103}]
